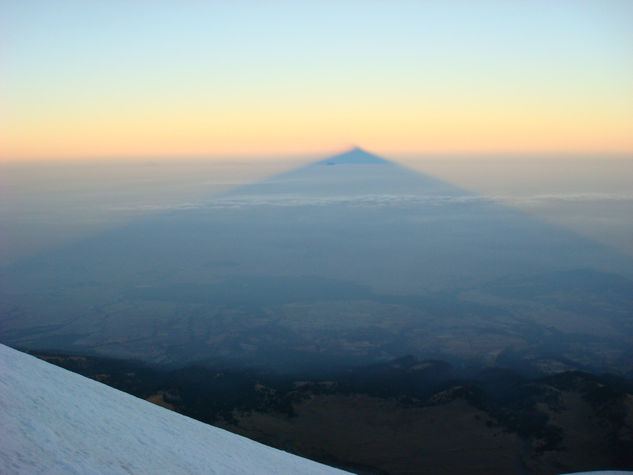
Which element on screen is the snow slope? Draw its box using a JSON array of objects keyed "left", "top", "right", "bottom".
[{"left": 0, "top": 344, "right": 347, "bottom": 474}]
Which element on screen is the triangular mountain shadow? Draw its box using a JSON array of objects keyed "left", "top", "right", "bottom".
[
  {"left": 1, "top": 148, "right": 632, "bottom": 371},
  {"left": 315, "top": 146, "right": 391, "bottom": 165},
  {"left": 215, "top": 146, "right": 466, "bottom": 201}
]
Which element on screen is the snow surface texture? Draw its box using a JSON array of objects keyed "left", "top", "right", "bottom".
[
  {"left": 0, "top": 344, "right": 347, "bottom": 474},
  {"left": 563, "top": 472, "right": 633, "bottom": 474}
]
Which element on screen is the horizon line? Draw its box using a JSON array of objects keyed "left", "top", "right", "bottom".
[{"left": 2, "top": 147, "right": 633, "bottom": 164}]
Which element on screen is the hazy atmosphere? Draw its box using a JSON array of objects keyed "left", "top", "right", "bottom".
[
  {"left": 2, "top": 155, "right": 632, "bottom": 266},
  {"left": 2, "top": 1, "right": 632, "bottom": 474}
]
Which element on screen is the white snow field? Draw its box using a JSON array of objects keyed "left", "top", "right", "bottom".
[{"left": 0, "top": 344, "right": 347, "bottom": 474}]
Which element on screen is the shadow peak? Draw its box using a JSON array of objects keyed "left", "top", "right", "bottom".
[{"left": 317, "top": 146, "right": 391, "bottom": 165}]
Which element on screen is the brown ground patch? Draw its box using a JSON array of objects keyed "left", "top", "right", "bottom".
[
  {"left": 146, "top": 391, "right": 176, "bottom": 411},
  {"left": 228, "top": 393, "right": 521, "bottom": 474}
]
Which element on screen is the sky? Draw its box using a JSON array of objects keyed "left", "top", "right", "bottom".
[{"left": 1, "top": 0, "right": 633, "bottom": 161}]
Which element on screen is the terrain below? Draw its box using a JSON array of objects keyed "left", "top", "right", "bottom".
[{"left": 28, "top": 349, "right": 633, "bottom": 475}]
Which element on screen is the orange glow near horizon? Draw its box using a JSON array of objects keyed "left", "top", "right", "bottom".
[{"left": 3, "top": 99, "right": 632, "bottom": 161}]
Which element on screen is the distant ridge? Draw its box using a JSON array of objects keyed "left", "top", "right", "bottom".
[{"left": 317, "top": 147, "right": 391, "bottom": 165}]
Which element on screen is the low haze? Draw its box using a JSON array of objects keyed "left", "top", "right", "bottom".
[{"left": 2, "top": 155, "right": 631, "bottom": 265}]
